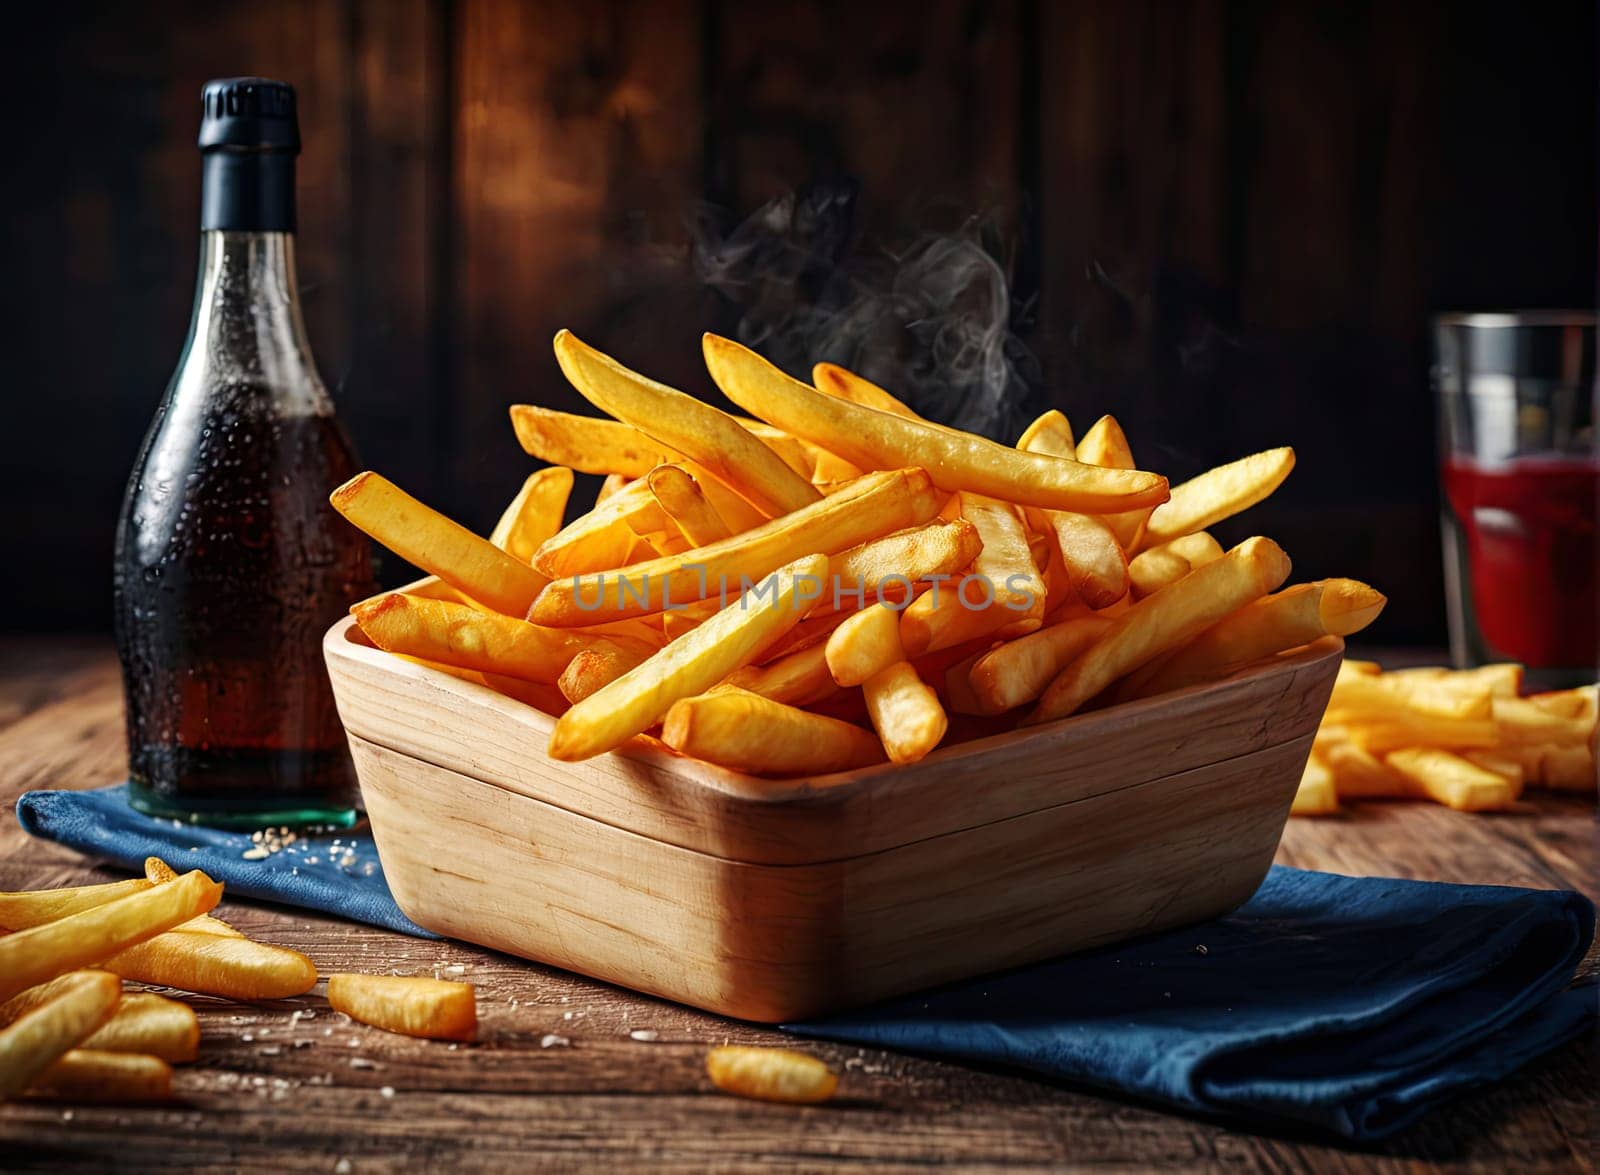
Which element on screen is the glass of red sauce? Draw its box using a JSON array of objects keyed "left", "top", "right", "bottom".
[{"left": 1434, "top": 312, "right": 1597, "bottom": 690}]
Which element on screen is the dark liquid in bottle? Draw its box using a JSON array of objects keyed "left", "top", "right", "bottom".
[{"left": 114, "top": 384, "right": 377, "bottom": 825}]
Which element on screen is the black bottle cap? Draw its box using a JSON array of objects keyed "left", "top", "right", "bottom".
[
  {"left": 198, "top": 78, "right": 299, "bottom": 232},
  {"left": 199, "top": 78, "right": 300, "bottom": 153}
]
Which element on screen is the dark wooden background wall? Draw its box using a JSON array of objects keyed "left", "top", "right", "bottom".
[{"left": 1, "top": 0, "right": 1593, "bottom": 642}]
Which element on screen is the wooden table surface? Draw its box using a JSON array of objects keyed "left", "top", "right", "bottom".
[{"left": 1, "top": 639, "right": 1594, "bottom": 1173}]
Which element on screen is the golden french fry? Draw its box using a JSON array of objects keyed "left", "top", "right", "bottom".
[
  {"left": 661, "top": 597, "right": 722, "bottom": 642},
  {"left": 1290, "top": 757, "right": 1340, "bottom": 816},
  {"left": 1460, "top": 751, "right": 1527, "bottom": 788},
  {"left": 106, "top": 931, "right": 317, "bottom": 1000},
  {"left": 1342, "top": 659, "right": 1383, "bottom": 676},
  {"left": 1153, "top": 531, "right": 1224, "bottom": 569},
  {"left": 531, "top": 470, "right": 939, "bottom": 626},
  {"left": 0, "top": 871, "right": 222, "bottom": 1003},
  {"left": 1316, "top": 738, "right": 1412, "bottom": 799},
  {"left": 557, "top": 640, "right": 652, "bottom": 704},
  {"left": 813, "top": 362, "right": 928, "bottom": 422},
  {"left": 548, "top": 554, "right": 830, "bottom": 760},
  {"left": 490, "top": 466, "right": 574, "bottom": 562},
  {"left": 555, "top": 330, "right": 821, "bottom": 517},
  {"left": 757, "top": 606, "right": 857, "bottom": 664},
  {"left": 1124, "top": 580, "right": 1386, "bottom": 699},
  {"left": 327, "top": 973, "right": 476, "bottom": 1042},
  {"left": 1017, "top": 409, "right": 1075, "bottom": 453},
  {"left": 80, "top": 993, "right": 199, "bottom": 1063},
  {"left": 807, "top": 446, "right": 866, "bottom": 484},
  {"left": 27, "top": 1050, "right": 173, "bottom": 1103},
  {"left": 966, "top": 615, "right": 1114, "bottom": 715},
  {"left": 1127, "top": 545, "right": 1191, "bottom": 599},
  {"left": 1138, "top": 447, "right": 1295, "bottom": 551},
  {"left": 1526, "top": 685, "right": 1598, "bottom": 721},
  {"left": 1075, "top": 415, "right": 1151, "bottom": 549},
  {"left": 1014, "top": 414, "right": 1128, "bottom": 610},
  {"left": 1492, "top": 696, "right": 1592, "bottom": 746},
  {"left": 1384, "top": 747, "right": 1521, "bottom": 811},
  {"left": 0, "top": 972, "right": 123, "bottom": 1100},
  {"left": 863, "top": 661, "right": 948, "bottom": 764},
  {"left": 663, "top": 688, "right": 883, "bottom": 776},
  {"left": 1366, "top": 664, "right": 1522, "bottom": 698},
  {"left": 140, "top": 858, "right": 244, "bottom": 937},
  {"left": 941, "top": 641, "right": 1001, "bottom": 715},
  {"left": 706, "top": 1045, "right": 839, "bottom": 1104},
  {"left": 509, "top": 404, "right": 682, "bottom": 477},
  {"left": 353, "top": 593, "right": 594, "bottom": 684},
  {"left": 647, "top": 465, "right": 733, "bottom": 547},
  {"left": 960, "top": 492, "right": 1045, "bottom": 621},
  {"left": 596, "top": 473, "right": 630, "bottom": 502},
  {"left": 718, "top": 642, "right": 840, "bottom": 708},
  {"left": 1330, "top": 663, "right": 1493, "bottom": 721},
  {"left": 1527, "top": 744, "right": 1596, "bottom": 792},
  {"left": 1328, "top": 712, "right": 1500, "bottom": 755},
  {"left": 734, "top": 418, "right": 823, "bottom": 479},
  {"left": 0, "top": 878, "right": 151, "bottom": 931},
  {"left": 1026, "top": 537, "right": 1292, "bottom": 725},
  {"left": 826, "top": 604, "right": 906, "bottom": 687},
  {"left": 532, "top": 477, "right": 678, "bottom": 577},
  {"left": 704, "top": 334, "right": 1169, "bottom": 513},
  {"left": 330, "top": 473, "right": 545, "bottom": 616},
  {"left": 827, "top": 520, "right": 982, "bottom": 610},
  {"left": 899, "top": 580, "right": 1033, "bottom": 659}
]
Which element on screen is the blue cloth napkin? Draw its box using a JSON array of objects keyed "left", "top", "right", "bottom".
[
  {"left": 19, "top": 786, "right": 1595, "bottom": 1140},
  {"left": 789, "top": 866, "right": 1597, "bottom": 1141},
  {"left": 16, "top": 783, "right": 436, "bottom": 937}
]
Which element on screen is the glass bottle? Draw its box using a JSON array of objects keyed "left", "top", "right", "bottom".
[{"left": 113, "top": 78, "right": 377, "bottom": 827}]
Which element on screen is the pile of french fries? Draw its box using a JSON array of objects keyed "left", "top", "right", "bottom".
[
  {"left": 333, "top": 330, "right": 1395, "bottom": 776},
  {"left": 0, "top": 859, "right": 477, "bottom": 1102},
  {"left": 1295, "top": 665, "right": 1598, "bottom": 815}
]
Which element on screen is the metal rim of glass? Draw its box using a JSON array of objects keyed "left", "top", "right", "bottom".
[{"left": 1434, "top": 310, "right": 1596, "bottom": 329}]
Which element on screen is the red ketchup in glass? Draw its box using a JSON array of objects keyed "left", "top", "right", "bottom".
[{"left": 1440, "top": 455, "right": 1599, "bottom": 668}]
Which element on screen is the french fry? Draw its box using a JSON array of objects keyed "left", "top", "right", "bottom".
[
  {"left": 813, "top": 362, "right": 928, "bottom": 422},
  {"left": 899, "top": 580, "right": 1026, "bottom": 659},
  {"left": 1330, "top": 712, "right": 1500, "bottom": 755},
  {"left": 140, "top": 857, "right": 244, "bottom": 937},
  {"left": 827, "top": 520, "right": 982, "bottom": 610},
  {"left": 0, "top": 871, "right": 222, "bottom": 1003},
  {"left": 327, "top": 973, "right": 476, "bottom": 1042},
  {"left": 1527, "top": 745, "right": 1596, "bottom": 792},
  {"left": 647, "top": 465, "right": 733, "bottom": 547},
  {"left": 863, "top": 661, "right": 948, "bottom": 764},
  {"left": 1127, "top": 545, "right": 1191, "bottom": 599},
  {"left": 80, "top": 993, "right": 199, "bottom": 1063},
  {"left": 1316, "top": 738, "right": 1411, "bottom": 799},
  {"left": 1122, "top": 579, "right": 1387, "bottom": 698},
  {"left": 959, "top": 492, "right": 1046, "bottom": 622},
  {"left": 547, "top": 554, "right": 830, "bottom": 760},
  {"left": 531, "top": 470, "right": 939, "bottom": 626},
  {"left": 1382, "top": 663, "right": 1523, "bottom": 699},
  {"left": 706, "top": 1045, "right": 839, "bottom": 1104},
  {"left": 826, "top": 604, "right": 906, "bottom": 688},
  {"left": 1460, "top": 751, "right": 1527, "bottom": 788},
  {"left": 1138, "top": 447, "right": 1295, "bottom": 550},
  {"left": 106, "top": 932, "right": 318, "bottom": 1000},
  {"left": 1075, "top": 415, "right": 1151, "bottom": 549},
  {"left": 807, "top": 445, "right": 866, "bottom": 483},
  {"left": 0, "top": 878, "right": 151, "bottom": 931},
  {"left": 0, "top": 971, "right": 123, "bottom": 1099},
  {"left": 757, "top": 606, "right": 857, "bottom": 664},
  {"left": 966, "top": 615, "right": 1114, "bottom": 715},
  {"left": 1291, "top": 758, "right": 1339, "bottom": 816},
  {"left": 1015, "top": 413, "right": 1129, "bottom": 610},
  {"left": 490, "top": 466, "right": 574, "bottom": 562},
  {"left": 718, "top": 642, "right": 840, "bottom": 708},
  {"left": 661, "top": 597, "right": 722, "bottom": 642},
  {"left": 557, "top": 640, "right": 652, "bottom": 704},
  {"left": 555, "top": 330, "right": 821, "bottom": 517},
  {"left": 353, "top": 593, "right": 594, "bottom": 684},
  {"left": 509, "top": 404, "right": 682, "bottom": 477},
  {"left": 1492, "top": 696, "right": 1592, "bottom": 747},
  {"left": 1330, "top": 663, "right": 1494, "bottom": 721},
  {"left": 1025, "top": 537, "right": 1292, "bottom": 725},
  {"left": 704, "top": 334, "right": 1169, "bottom": 513},
  {"left": 330, "top": 473, "right": 546, "bottom": 616},
  {"left": 1384, "top": 747, "right": 1521, "bottom": 811},
  {"left": 26, "top": 1050, "right": 173, "bottom": 1103},
  {"left": 532, "top": 478, "right": 678, "bottom": 578},
  {"left": 662, "top": 688, "right": 884, "bottom": 775},
  {"left": 1527, "top": 685, "right": 1598, "bottom": 721},
  {"left": 1153, "top": 531, "right": 1225, "bottom": 569},
  {"left": 596, "top": 473, "right": 630, "bottom": 502}
]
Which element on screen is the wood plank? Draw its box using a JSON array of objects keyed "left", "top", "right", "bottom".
[
  {"left": 0, "top": 645, "right": 1592, "bottom": 1168},
  {"left": 451, "top": 0, "right": 707, "bottom": 530}
]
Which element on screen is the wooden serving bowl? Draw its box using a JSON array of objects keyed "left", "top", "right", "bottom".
[{"left": 324, "top": 614, "right": 1341, "bottom": 1023}]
